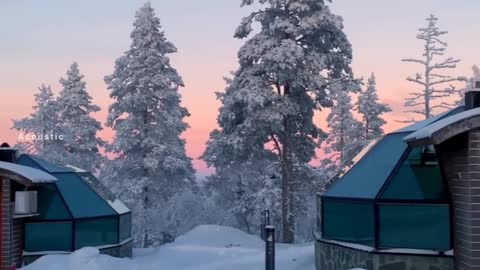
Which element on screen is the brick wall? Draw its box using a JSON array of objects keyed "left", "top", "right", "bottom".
[
  {"left": 315, "top": 239, "right": 453, "bottom": 270},
  {"left": 12, "top": 219, "right": 22, "bottom": 268},
  {"left": 439, "top": 128, "right": 480, "bottom": 270},
  {"left": 0, "top": 178, "right": 24, "bottom": 270},
  {"left": 457, "top": 129, "right": 480, "bottom": 269},
  {"left": 1, "top": 177, "right": 11, "bottom": 270}
]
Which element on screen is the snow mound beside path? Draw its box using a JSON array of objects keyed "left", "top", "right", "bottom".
[{"left": 21, "top": 247, "right": 136, "bottom": 270}]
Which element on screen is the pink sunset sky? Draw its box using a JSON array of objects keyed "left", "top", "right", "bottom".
[{"left": 1, "top": 0, "right": 479, "bottom": 176}]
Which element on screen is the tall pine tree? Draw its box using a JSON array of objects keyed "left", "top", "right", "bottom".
[
  {"left": 12, "top": 84, "right": 64, "bottom": 159},
  {"left": 56, "top": 62, "right": 105, "bottom": 172},
  {"left": 203, "top": 0, "right": 354, "bottom": 243},
  {"left": 357, "top": 73, "right": 391, "bottom": 142},
  {"left": 104, "top": 2, "right": 194, "bottom": 247},
  {"left": 324, "top": 81, "right": 364, "bottom": 169}
]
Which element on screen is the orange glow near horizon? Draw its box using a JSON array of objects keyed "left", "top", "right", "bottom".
[{"left": 0, "top": 75, "right": 421, "bottom": 177}]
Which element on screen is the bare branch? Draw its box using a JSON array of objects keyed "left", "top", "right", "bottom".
[
  {"left": 396, "top": 119, "right": 417, "bottom": 124},
  {"left": 407, "top": 109, "right": 426, "bottom": 114},
  {"left": 401, "top": 58, "right": 427, "bottom": 65},
  {"left": 406, "top": 77, "right": 427, "bottom": 86},
  {"left": 431, "top": 102, "right": 455, "bottom": 110}
]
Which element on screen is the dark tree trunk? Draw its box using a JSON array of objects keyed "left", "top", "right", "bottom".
[
  {"left": 281, "top": 83, "right": 295, "bottom": 244},
  {"left": 281, "top": 130, "right": 295, "bottom": 243},
  {"left": 141, "top": 109, "right": 150, "bottom": 248}
]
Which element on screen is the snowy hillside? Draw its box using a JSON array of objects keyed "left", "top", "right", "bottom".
[{"left": 20, "top": 225, "right": 315, "bottom": 270}]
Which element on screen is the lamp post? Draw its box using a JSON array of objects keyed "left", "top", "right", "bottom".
[{"left": 265, "top": 225, "right": 275, "bottom": 270}]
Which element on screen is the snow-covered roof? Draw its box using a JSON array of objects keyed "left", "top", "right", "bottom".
[
  {"left": 0, "top": 161, "right": 57, "bottom": 183},
  {"left": 393, "top": 110, "right": 452, "bottom": 133},
  {"left": 107, "top": 199, "right": 130, "bottom": 214},
  {"left": 65, "top": 164, "right": 87, "bottom": 173},
  {"left": 404, "top": 107, "right": 480, "bottom": 142},
  {"left": 393, "top": 107, "right": 467, "bottom": 134}
]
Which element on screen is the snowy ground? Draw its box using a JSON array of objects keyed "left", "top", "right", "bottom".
[{"left": 20, "top": 225, "right": 316, "bottom": 270}]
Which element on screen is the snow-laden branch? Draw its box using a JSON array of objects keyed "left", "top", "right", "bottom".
[{"left": 428, "top": 57, "right": 460, "bottom": 71}]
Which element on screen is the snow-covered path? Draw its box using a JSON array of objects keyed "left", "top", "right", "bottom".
[{"left": 21, "top": 225, "right": 316, "bottom": 270}]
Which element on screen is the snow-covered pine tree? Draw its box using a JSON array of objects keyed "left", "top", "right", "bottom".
[
  {"left": 202, "top": 103, "right": 280, "bottom": 233},
  {"left": 253, "top": 174, "right": 282, "bottom": 230},
  {"left": 324, "top": 81, "right": 364, "bottom": 169},
  {"left": 456, "top": 65, "right": 480, "bottom": 106},
  {"left": 104, "top": 2, "right": 195, "bottom": 247},
  {"left": 203, "top": 0, "right": 354, "bottom": 243},
  {"left": 357, "top": 73, "right": 391, "bottom": 142},
  {"left": 466, "top": 65, "right": 480, "bottom": 93},
  {"left": 293, "top": 164, "right": 330, "bottom": 240},
  {"left": 12, "top": 84, "right": 64, "bottom": 159},
  {"left": 203, "top": 152, "right": 283, "bottom": 236},
  {"left": 401, "top": 14, "right": 464, "bottom": 122},
  {"left": 470, "top": 65, "right": 480, "bottom": 88},
  {"left": 54, "top": 62, "right": 105, "bottom": 172}
]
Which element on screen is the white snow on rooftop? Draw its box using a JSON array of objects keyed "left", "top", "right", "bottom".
[
  {"left": 64, "top": 164, "right": 87, "bottom": 173},
  {"left": 319, "top": 237, "right": 374, "bottom": 252},
  {"left": 393, "top": 109, "right": 451, "bottom": 133},
  {"left": 0, "top": 161, "right": 57, "bottom": 183},
  {"left": 404, "top": 107, "right": 480, "bottom": 142},
  {"left": 107, "top": 199, "right": 130, "bottom": 214},
  {"left": 380, "top": 248, "right": 443, "bottom": 256}
]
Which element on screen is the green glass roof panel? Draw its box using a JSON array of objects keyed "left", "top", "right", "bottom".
[
  {"left": 17, "top": 154, "right": 73, "bottom": 173},
  {"left": 393, "top": 106, "right": 465, "bottom": 133},
  {"left": 53, "top": 172, "right": 117, "bottom": 219},
  {"left": 325, "top": 133, "right": 408, "bottom": 199},
  {"left": 30, "top": 184, "right": 72, "bottom": 220},
  {"left": 78, "top": 172, "right": 116, "bottom": 201},
  {"left": 17, "top": 155, "right": 48, "bottom": 171},
  {"left": 381, "top": 147, "right": 447, "bottom": 200}
]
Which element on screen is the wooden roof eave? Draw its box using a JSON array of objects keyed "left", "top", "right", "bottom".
[
  {"left": 0, "top": 169, "right": 40, "bottom": 187},
  {"left": 406, "top": 115, "right": 480, "bottom": 147}
]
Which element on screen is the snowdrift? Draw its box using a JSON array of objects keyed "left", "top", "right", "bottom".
[
  {"left": 173, "top": 225, "right": 264, "bottom": 247},
  {"left": 21, "top": 225, "right": 315, "bottom": 270}
]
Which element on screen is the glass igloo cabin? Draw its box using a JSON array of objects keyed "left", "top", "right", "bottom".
[
  {"left": 314, "top": 108, "right": 464, "bottom": 270},
  {"left": 0, "top": 149, "right": 133, "bottom": 266}
]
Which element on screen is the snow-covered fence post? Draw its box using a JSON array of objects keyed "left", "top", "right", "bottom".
[
  {"left": 261, "top": 210, "right": 271, "bottom": 241},
  {"left": 265, "top": 225, "right": 275, "bottom": 270}
]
